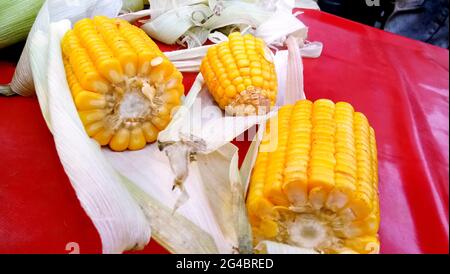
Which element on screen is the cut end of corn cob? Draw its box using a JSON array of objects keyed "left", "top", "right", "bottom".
[
  {"left": 200, "top": 32, "right": 277, "bottom": 116},
  {"left": 246, "top": 99, "right": 380, "bottom": 254},
  {"left": 61, "top": 16, "right": 184, "bottom": 151}
]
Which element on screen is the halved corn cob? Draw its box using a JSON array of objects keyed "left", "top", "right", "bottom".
[
  {"left": 61, "top": 16, "right": 184, "bottom": 151},
  {"left": 246, "top": 99, "right": 380, "bottom": 254},
  {"left": 200, "top": 32, "right": 277, "bottom": 115}
]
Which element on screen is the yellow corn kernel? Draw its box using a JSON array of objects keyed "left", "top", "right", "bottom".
[
  {"left": 343, "top": 236, "right": 380, "bottom": 254},
  {"left": 74, "top": 91, "right": 106, "bottom": 111},
  {"left": 128, "top": 127, "right": 146, "bottom": 151},
  {"left": 141, "top": 122, "right": 158, "bottom": 143},
  {"left": 61, "top": 16, "right": 183, "bottom": 151},
  {"left": 109, "top": 128, "right": 130, "bottom": 152},
  {"left": 93, "top": 129, "right": 114, "bottom": 146},
  {"left": 78, "top": 109, "right": 107, "bottom": 125},
  {"left": 74, "top": 18, "right": 124, "bottom": 83},
  {"left": 200, "top": 32, "right": 277, "bottom": 115},
  {"left": 246, "top": 99, "right": 380, "bottom": 254},
  {"left": 85, "top": 121, "right": 105, "bottom": 137}
]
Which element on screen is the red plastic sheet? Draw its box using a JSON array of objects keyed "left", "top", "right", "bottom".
[{"left": 0, "top": 10, "right": 448, "bottom": 254}]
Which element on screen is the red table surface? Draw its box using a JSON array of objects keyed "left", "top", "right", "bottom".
[{"left": 0, "top": 10, "right": 448, "bottom": 254}]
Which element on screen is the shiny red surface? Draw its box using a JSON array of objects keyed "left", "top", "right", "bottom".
[{"left": 0, "top": 10, "right": 448, "bottom": 254}]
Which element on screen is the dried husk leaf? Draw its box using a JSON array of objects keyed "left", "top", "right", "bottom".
[
  {"left": 149, "top": 0, "right": 208, "bottom": 19},
  {"left": 122, "top": 175, "right": 220, "bottom": 253},
  {"left": 140, "top": 4, "right": 213, "bottom": 45},
  {"left": 104, "top": 143, "right": 252, "bottom": 253}
]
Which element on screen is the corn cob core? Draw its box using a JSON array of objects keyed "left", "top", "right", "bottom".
[
  {"left": 61, "top": 16, "right": 184, "bottom": 151},
  {"left": 200, "top": 32, "right": 277, "bottom": 115},
  {"left": 246, "top": 99, "right": 380, "bottom": 254}
]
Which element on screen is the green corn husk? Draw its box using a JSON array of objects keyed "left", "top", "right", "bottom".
[{"left": 0, "top": 0, "right": 45, "bottom": 49}]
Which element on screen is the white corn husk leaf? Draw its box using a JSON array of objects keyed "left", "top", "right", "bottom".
[
  {"left": 255, "top": 240, "right": 319, "bottom": 254},
  {"left": 254, "top": 9, "right": 307, "bottom": 47},
  {"left": 163, "top": 31, "right": 227, "bottom": 72},
  {"left": 165, "top": 39, "right": 322, "bottom": 73},
  {"left": 150, "top": 0, "right": 208, "bottom": 19},
  {"left": 160, "top": 6, "right": 322, "bottom": 72},
  {"left": 164, "top": 45, "right": 213, "bottom": 72},
  {"left": 118, "top": 8, "right": 153, "bottom": 22},
  {"left": 121, "top": 0, "right": 323, "bottom": 52},
  {"left": 31, "top": 20, "right": 151, "bottom": 254},
  {"left": 178, "top": 26, "right": 210, "bottom": 48},
  {"left": 295, "top": 0, "right": 320, "bottom": 10},
  {"left": 9, "top": 0, "right": 123, "bottom": 96},
  {"left": 106, "top": 143, "right": 252, "bottom": 253},
  {"left": 158, "top": 73, "right": 276, "bottom": 154},
  {"left": 118, "top": 0, "right": 324, "bottom": 81},
  {"left": 140, "top": 4, "right": 213, "bottom": 45},
  {"left": 201, "top": 2, "right": 273, "bottom": 30}
]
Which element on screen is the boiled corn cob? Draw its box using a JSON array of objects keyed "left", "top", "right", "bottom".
[
  {"left": 61, "top": 16, "right": 184, "bottom": 151},
  {"left": 246, "top": 99, "right": 380, "bottom": 254},
  {"left": 200, "top": 32, "right": 277, "bottom": 115}
]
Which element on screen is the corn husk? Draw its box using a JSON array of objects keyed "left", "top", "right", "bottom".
[
  {"left": 107, "top": 143, "right": 252, "bottom": 253},
  {"left": 124, "top": 0, "right": 315, "bottom": 49},
  {"left": 164, "top": 38, "right": 322, "bottom": 73},
  {"left": 0, "top": 0, "right": 45, "bottom": 96},
  {"left": 0, "top": 0, "right": 45, "bottom": 49},
  {"left": 295, "top": 0, "right": 320, "bottom": 10},
  {"left": 141, "top": 4, "right": 213, "bottom": 45},
  {"left": 157, "top": 3, "right": 322, "bottom": 72}
]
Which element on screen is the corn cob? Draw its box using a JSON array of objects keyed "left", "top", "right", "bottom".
[
  {"left": 246, "top": 99, "right": 380, "bottom": 254},
  {"left": 200, "top": 32, "right": 277, "bottom": 115},
  {"left": 61, "top": 16, "right": 184, "bottom": 151}
]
